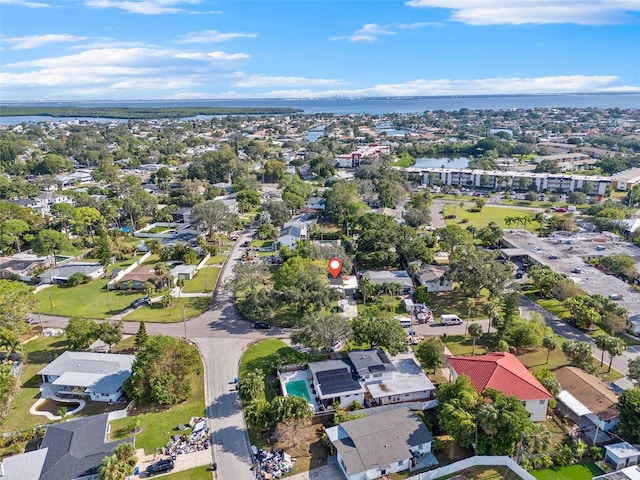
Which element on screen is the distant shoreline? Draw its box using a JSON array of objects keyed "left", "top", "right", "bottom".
[{"left": 0, "top": 106, "right": 304, "bottom": 119}]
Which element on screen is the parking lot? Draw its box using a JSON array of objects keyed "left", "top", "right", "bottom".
[{"left": 502, "top": 229, "right": 640, "bottom": 321}]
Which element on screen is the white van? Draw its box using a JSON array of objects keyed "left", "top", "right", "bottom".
[
  {"left": 394, "top": 315, "right": 413, "bottom": 328},
  {"left": 440, "top": 314, "right": 463, "bottom": 326}
]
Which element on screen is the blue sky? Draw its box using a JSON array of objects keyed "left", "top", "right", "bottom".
[{"left": 1, "top": 0, "right": 640, "bottom": 100}]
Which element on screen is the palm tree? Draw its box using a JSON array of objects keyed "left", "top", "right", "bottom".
[
  {"left": 477, "top": 402, "right": 500, "bottom": 438},
  {"left": 464, "top": 297, "right": 476, "bottom": 338},
  {"left": 154, "top": 262, "right": 170, "bottom": 289},
  {"left": 533, "top": 212, "right": 546, "bottom": 235},
  {"left": 605, "top": 337, "right": 627, "bottom": 373},
  {"left": 594, "top": 333, "right": 610, "bottom": 367},
  {"left": 504, "top": 216, "right": 515, "bottom": 229},
  {"left": 468, "top": 322, "right": 483, "bottom": 355},
  {"left": 98, "top": 454, "right": 126, "bottom": 480},
  {"left": 359, "top": 277, "right": 375, "bottom": 306},
  {"left": 483, "top": 299, "right": 501, "bottom": 335},
  {"left": 520, "top": 216, "right": 532, "bottom": 230},
  {"left": 0, "top": 328, "right": 22, "bottom": 355},
  {"left": 542, "top": 335, "right": 558, "bottom": 364}
]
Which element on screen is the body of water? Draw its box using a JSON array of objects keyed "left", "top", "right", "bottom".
[
  {"left": 2, "top": 93, "right": 640, "bottom": 125},
  {"left": 415, "top": 157, "right": 470, "bottom": 169}
]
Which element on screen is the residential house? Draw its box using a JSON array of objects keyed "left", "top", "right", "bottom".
[
  {"left": 278, "top": 218, "right": 310, "bottom": 249},
  {"left": 38, "top": 263, "right": 105, "bottom": 285},
  {"left": 347, "top": 350, "right": 436, "bottom": 406},
  {"left": 172, "top": 207, "right": 192, "bottom": 224},
  {"left": 360, "top": 270, "right": 414, "bottom": 295},
  {"left": 375, "top": 207, "right": 403, "bottom": 222},
  {"left": 304, "top": 197, "right": 326, "bottom": 211},
  {"left": 118, "top": 265, "right": 158, "bottom": 290},
  {"left": 413, "top": 265, "right": 453, "bottom": 293},
  {"left": 0, "top": 448, "right": 48, "bottom": 480},
  {"left": 38, "top": 351, "right": 135, "bottom": 403},
  {"left": 604, "top": 442, "right": 640, "bottom": 470},
  {"left": 447, "top": 352, "right": 552, "bottom": 422},
  {"left": 38, "top": 413, "right": 135, "bottom": 480},
  {"left": 171, "top": 264, "right": 197, "bottom": 281},
  {"left": 627, "top": 318, "right": 640, "bottom": 336},
  {"left": 325, "top": 407, "right": 435, "bottom": 480},
  {"left": 593, "top": 466, "right": 640, "bottom": 480},
  {"left": 308, "top": 358, "right": 365, "bottom": 409},
  {"left": 0, "top": 253, "right": 53, "bottom": 282},
  {"left": 555, "top": 366, "right": 620, "bottom": 437}
]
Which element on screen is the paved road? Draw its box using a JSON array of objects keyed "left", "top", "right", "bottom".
[
  {"left": 519, "top": 295, "right": 633, "bottom": 376},
  {"left": 34, "top": 229, "right": 283, "bottom": 480}
]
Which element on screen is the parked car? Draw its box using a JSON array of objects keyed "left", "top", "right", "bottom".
[
  {"left": 130, "top": 296, "right": 151, "bottom": 308},
  {"left": 253, "top": 321, "right": 272, "bottom": 329},
  {"left": 146, "top": 459, "right": 174, "bottom": 476},
  {"left": 548, "top": 254, "right": 559, "bottom": 260},
  {"left": 440, "top": 314, "right": 463, "bottom": 326}
]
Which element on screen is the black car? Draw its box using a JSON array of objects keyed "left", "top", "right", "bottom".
[
  {"left": 146, "top": 458, "right": 174, "bottom": 476},
  {"left": 253, "top": 321, "right": 272, "bottom": 329}
]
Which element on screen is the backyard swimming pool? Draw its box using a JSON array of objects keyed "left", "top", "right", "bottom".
[{"left": 285, "top": 380, "right": 312, "bottom": 403}]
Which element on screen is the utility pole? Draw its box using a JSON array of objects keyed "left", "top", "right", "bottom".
[{"left": 182, "top": 305, "right": 187, "bottom": 341}]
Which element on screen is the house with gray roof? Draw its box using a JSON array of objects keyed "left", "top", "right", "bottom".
[
  {"left": 38, "top": 262, "right": 105, "bottom": 285},
  {"left": 360, "top": 270, "right": 414, "bottom": 294},
  {"left": 38, "top": 351, "right": 135, "bottom": 403},
  {"left": 39, "top": 413, "right": 134, "bottom": 480},
  {"left": 0, "top": 447, "right": 48, "bottom": 480},
  {"left": 308, "top": 358, "right": 365, "bottom": 409},
  {"left": 325, "top": 407, "right": 434, "bottom": 480}
]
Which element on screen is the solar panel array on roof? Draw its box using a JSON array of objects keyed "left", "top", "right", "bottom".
[
  {"left": 368, "top": 364, "right": 386, "bottom": 373},
  {"left": 377, "top": 350, "right": 391, "bottom": 364},
  {"left": 316, "top": 368, "right": 360, "bottom": 395}
]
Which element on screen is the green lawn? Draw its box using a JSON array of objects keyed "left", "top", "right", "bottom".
[
  {"left": 110, "top": 345, "right": 206, "bottom": 455},
  {"left": 443, "top": 204, "right": 539, "bottom": 231},
  {"left": 181, "top": 267, "right": 220, "bottom": 293},
  {"left": 206, "top": 253, "right": 226, "bottom": 265},
  {"left": 0, "top": 335, "right": 71, "bottom": 434},
  {"left": 35, "top": 279, "right": 148, "bottom": 318},
  {"left": 122, "top": 296, "right": 210, "bottom": 323},
  {"left": 427, "top": 291, "right": 489, "bottom": 319},
  {"left": 162, "top": 466, "right": 212, "bottom": 479},
  {"left": 532, "top": 462, "right": 603, "bottom": 480},
  {"left": 239, "top": 339, "right": 308, "bottom": 402}
]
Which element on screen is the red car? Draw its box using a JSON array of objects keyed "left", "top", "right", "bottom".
[{"left": 554, "top": 207, "right": 568, "bottom": 213}]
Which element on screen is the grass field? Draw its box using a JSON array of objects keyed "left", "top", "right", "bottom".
[
  {"left": 443, "top": 204, "right": 539, "bottom": 231},
  {"left": 35, "top": 279, "right": 147, "bottom": 318},
  {"left": 122, "top": 296, "right": 210, "bottom": 323},
  {"left": 109, "top": 344, "right": 206, "bottom": 455},
  {"left": 532, "top": 462, "right": 603, "bottom": 480},
  {"left": 181, "top": 267, "right": 220, "bottom": 293}
]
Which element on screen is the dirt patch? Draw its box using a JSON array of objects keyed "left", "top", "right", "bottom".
[{"left": 273, "top": 421, "right": 328, "bottom": 470}]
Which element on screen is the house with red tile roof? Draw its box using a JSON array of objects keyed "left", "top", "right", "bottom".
[{"left": 447, "top": 352, "right": 552, "bottom": 422}]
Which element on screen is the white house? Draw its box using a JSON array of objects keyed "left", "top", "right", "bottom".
[
  {"left": 304, "top": 197, "right": 326, "bottom": 211},
  {"left": 308, "top": 359, "right": 365, "bottom": 409},
  {"left": 627, "top": 318, "right": 640, "bottom": 336},
  {"left": 38, "top": 351, "right": 135, "bottom": 403},
  {"left": 360, "top": 270, "right": 414, "bottom": 295},
  {"left": 326, "top": 407, "right": 435, "bottom": 480},
  {"left": 604, "top": 442, "right": 640, "bottom": 470},
  {"left": 413, "top": 265, "right": 453, "bottom": 293},
  {"left": 447, "top": 352, "right": 553, "bottom": 422},
  {"left": 278, "top": 218, "right": 310, "bottom": 249},
  {"left": 38, "top": 263, "right": 105, "bottom": 285}
]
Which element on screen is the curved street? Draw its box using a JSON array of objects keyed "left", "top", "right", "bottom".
[{"left": 35, "top": 229, "right": 282, "bottom": 480}]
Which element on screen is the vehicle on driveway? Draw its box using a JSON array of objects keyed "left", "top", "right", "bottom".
[
  {"left": 130, "top": 296, "right": 151, "bottom": 309},
  {"left": 146, "top": 458, "right": 174, "bottom": 476},
  {"left": 253, "top": 321, "right": 272, "bottom": 329}
]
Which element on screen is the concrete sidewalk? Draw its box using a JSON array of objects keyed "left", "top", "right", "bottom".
[{"left": 285, "top": 464, "right": 343, "bottom": 480}]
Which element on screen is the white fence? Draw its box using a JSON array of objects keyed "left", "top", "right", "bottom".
[
  {"left": 406, "top": 455, "right": 536, "bottom": 480},
  {"left": 108, "top": 409, "right": 128, "bottom": 421},
  {"left": 343, "top": 400, "right": 439, "bottom": 418}
]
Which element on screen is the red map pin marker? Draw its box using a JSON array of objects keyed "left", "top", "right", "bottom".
[{"left": 328, "top": 258, "right": 342, "bottom": 278}]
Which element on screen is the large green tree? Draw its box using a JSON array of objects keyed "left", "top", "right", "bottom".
[
  {"left": 617, "top": 387, "right": 640, "bottom": 443},
  {"left": 65, "top": 317, "right": 100, "bottom": 350},
  {"left": 0, "top": 280, "right": 34, "bottom": 330},
  {"left": 351, "top": 313, "right": 408, "bottom": 355},
  {"left": 437, "top": 375, "right": 479, "bottom": 449},
  {"left": 447, "top": 245, "right": 512, "bottom": 298},
  {"left": 414, "top": 337, "right": 445, "bottom": 373},
  {"left": 291, "top": 312, "right": 352, "bottom": 352},
  {"left": 124, "top": 335, "right": 202, "bottom": 406},
  {"left": 190, "top": 199, "right": 237, "bottom": 238},
  {"left": 31, "top": 229, "right": 73, "bottom": 260}
]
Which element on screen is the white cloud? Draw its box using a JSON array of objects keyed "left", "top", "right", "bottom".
[
  {"left": 405, "top": 0, "right": 640, "bottom": 25},
  {"left": 84, "top": 0, "right": 202, "bottom": 15},
  {"left": 0, "top": 0, "right": 53, "bottom": 8},
  {"left": 4, "top": 33, "right": 88, "bottom": 50},
  {"left": 332, "top": 21, "right": 441, "bottom": 42},
  {"left": 176, "top": 30, "right": 257, "bottom": 44},
  {"left": 232, "top": 74, "right": 344, "bottom": 88},
  {"left": 207, "top": 51, "right": 250, "bottom": 61}
]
